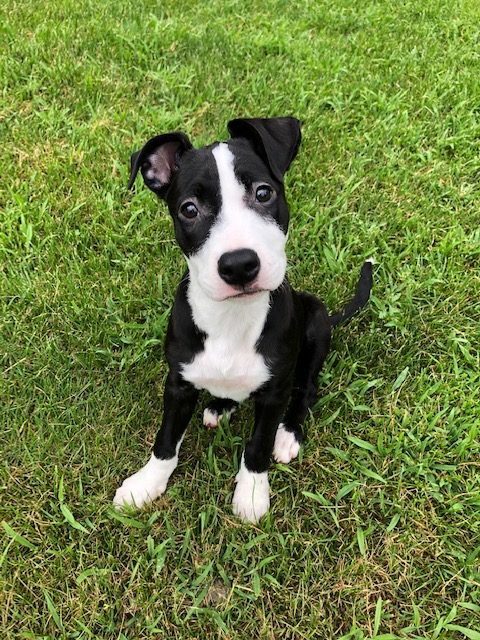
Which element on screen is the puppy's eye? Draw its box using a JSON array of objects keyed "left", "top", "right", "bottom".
[
  {"left": 179, "top": 201, "right": 199, "bottom": 220},
  {"left": 255, "top": 185, "right": 273, "bottom": 203}
]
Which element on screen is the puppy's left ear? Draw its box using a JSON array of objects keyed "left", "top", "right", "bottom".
[
  {"left": 227, "top": 117, "right": 301, "bottom": 182},
  {"left": 127, "top": 132, "right": 192, "bottom": 198}
]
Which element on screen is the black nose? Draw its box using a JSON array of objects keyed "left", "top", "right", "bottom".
[{"left": 218, "top": 249, "right": 260, "bottom": 286}]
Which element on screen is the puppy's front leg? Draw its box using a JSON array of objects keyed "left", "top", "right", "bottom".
[
  {"left": 233, "top": 393, "right": 289, "bottom": 523},
  {"left": 113, "top": 372, "right": 198, "bottom": 509}
]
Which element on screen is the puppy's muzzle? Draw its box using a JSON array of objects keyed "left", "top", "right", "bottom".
[{"left": 217, "top": 249, "right": 260, "bottom": 287}]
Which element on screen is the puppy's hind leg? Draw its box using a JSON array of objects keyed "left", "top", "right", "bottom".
[
  {"left": 203, "top": 398, "right": 238, "bottom": 429},
  {"left": 273, "top": 294, "right": 331, "bottom": 464}
]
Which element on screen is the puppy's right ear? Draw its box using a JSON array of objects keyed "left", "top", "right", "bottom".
[{"left": 127, "top": 132, "right": 192, "bottom": 198}]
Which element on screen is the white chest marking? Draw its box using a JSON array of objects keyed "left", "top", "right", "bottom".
[{"left": 181, "top": 289, "right": 271, "bottom": 402}]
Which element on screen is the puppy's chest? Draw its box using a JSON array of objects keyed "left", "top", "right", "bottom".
[
  {"left": 180, "top": 295, "right": 271, "bottom": 402},
  {"left": 182, "top": 335, "right": 270, "bottom": 402}
]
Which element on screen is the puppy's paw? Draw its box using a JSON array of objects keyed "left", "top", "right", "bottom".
[
  {"left": 232, "top": 458, "right": 270, "bottom": 523},
  {"left": 203, "top": 407, "right": 222, "bottom": 429},
  {"left": 203, "top": 404, "right": 236, "bottom": 429},
  {"left": 113, "top": 454, "right": 177, "bottom": 510},
  {"left": 113, "top": 476, "right": 163, "bottom": 509},
  {"left": 273, "top": 423, "right": 300, "bottom": 464}
]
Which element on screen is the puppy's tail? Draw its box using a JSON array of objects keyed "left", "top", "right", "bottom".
[{"left": 330, "top": 259, "right": 374, "bottom": 327}]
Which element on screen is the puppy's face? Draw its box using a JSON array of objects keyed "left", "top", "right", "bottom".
[{"left": 128, "top": 118, "right": 301, "bottom": 301}]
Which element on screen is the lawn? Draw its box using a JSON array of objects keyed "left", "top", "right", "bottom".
[{"left": 1, "top": 0, "right": 479, "bottom": 638}]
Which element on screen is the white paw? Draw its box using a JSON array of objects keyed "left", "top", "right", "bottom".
[
  {"left": 113, "top": 454, "right": 177, "bottom": 509},
  {"left": 203, "top": 406, "right": 235, "bottom": 429},
  {"left": 203, "top": 407, "right": 221, "bottom": 429},
  {"left": 273, "top": 423, "right": 300, "bottom": 463},
  {"left": 232, "top": 456, "right": 270, "bottom": 523}
]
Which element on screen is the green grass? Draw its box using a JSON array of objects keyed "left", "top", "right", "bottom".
[{"left": 1, "top": 0, "right": 480, "bottom": 637}]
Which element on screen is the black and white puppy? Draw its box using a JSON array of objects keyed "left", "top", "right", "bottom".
[{"left": 114, "top": 117, "right": 373, "bottom": 522}]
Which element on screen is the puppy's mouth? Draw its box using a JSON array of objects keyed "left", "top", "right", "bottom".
[{"left": 223, "top": 286, "right": 266, "bottom": 300}]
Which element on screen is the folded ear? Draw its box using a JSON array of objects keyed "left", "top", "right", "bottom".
[
  {"left": 127, "top": 132, "right": 192, "bottom": 198},
  {"left": 227, "top": 117, "right": 301, "bottom": 182}
]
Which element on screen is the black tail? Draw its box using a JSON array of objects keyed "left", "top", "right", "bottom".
[{"left": 330, "top": 260, "right": 374, "bottom": 327}]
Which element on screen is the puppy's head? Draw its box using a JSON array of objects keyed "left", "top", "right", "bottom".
[{"left": 128, "top": 117, "right": 301, "bottom": 301}]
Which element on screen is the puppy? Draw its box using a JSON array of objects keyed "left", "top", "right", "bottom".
[{"left": 114, "top": 117, "right": 373, "bottom": 522}]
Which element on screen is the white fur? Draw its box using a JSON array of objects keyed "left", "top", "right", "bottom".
[
  {"left": 186, "top": 143, "right": 287, "bottom": 302},
  {"left": 182, "top": 285, "right": 271, "bottom": 401},
  {"left": 273, "top": 423, "right": 300, "bottom": 463},
  {"left": 203, "top": 407, "right": 220, "bottom": 428},
  {"left": 232, "top": 455, "right": 270, "bottom": 523},
  {"left": 203, "top": 406, "right": 235, "bottom": 428},
  {"left": 113, "top": 441, "right": 182, "bottom": 509}
]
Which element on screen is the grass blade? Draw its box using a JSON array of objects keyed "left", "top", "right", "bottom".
[
  {"left": 347, "top": 436, "right": 377, "bottom": 453},
  {"left": 2, "top": 522, "right": 37, "bottom": 551},
  {"left": 43, "top": 590, "right": 64, "bottom": 631},
  {"left": 356, "top": 526, "right": 366, "bottom": 556},
  {"left": 445, "top": 626, "right": 480, "bottom": 640},
  {"left": 373, "top": 597, "right": 383, "bottom": 635},
  {"left": 60, "top": 503, "right": 89, "bottom": 534},
  {"left": 392, "top": 367, "right": 409, "bottom": 392},
  {"left": 336, "top": 482, "right": 359, "bottom": 502}
]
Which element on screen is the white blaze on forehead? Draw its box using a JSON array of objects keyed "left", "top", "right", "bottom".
[{"left": 212, "top": 143, "right": 245, "bottom": 211}]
